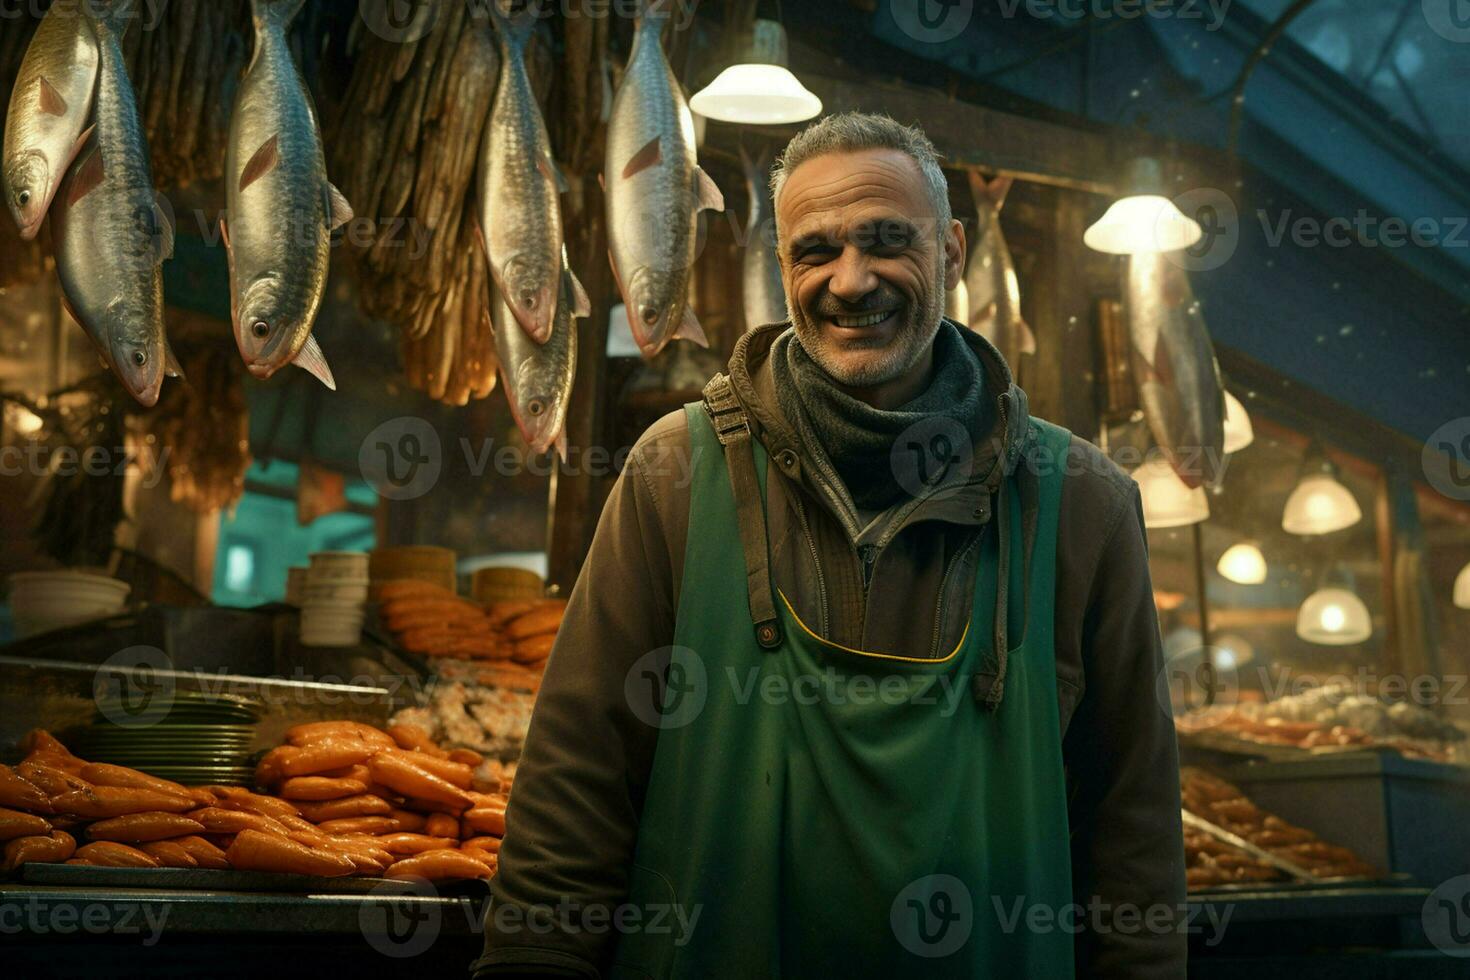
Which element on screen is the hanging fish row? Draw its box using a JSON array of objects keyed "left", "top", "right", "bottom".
[
  {"left": 477, "top": 0, "right": 723, "bottom": 458},
  {"left": 2, "top": 0, "right": 347, "bottom": 406}
]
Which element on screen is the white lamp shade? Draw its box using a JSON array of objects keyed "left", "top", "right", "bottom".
[
  {"left": 1223, "top": 391, "right": 1253, "bottom": 454},
  {"left": 1282, "top": 472, "right": 1362, "bottom": 535},
  {"left": 1135, "top": 457, "right": 1210, "bottom": 528},
  {"left": 1212, "top": 634, "right": 1255, "bottom": 669},
  {"left": 1296, "top": 586, "right": 1372, "bottom": 645},
  {"left": 1217, "top": 542, "right": 1267, "bottom": 585},
  {"left": 1455, "top": 562, "right": 1470, "bottom": 610},
  {"left": 690, "top": 64, "right": 822, "bottom": 125},
  {"left": 1084, "top": 194, "right": 1203, "bottom": 255}
]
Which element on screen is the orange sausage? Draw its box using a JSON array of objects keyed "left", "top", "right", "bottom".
[
  {"left": 225, "top": 829, "right": 355, "bottom": 877},
  {"left": 79, "top": 763, "right": 189, "bottom": 798},
  {"left": 386, "top": 848, "right": 493, "bottom": 881},
  {"left": 382, "top": 749, "right": 473, "bottom": 789},
  {"left": 297, "top": 794, "right": 392, "bottom": 823},
  {"left": 73, "top": 841, "right": 159, "bottom": 868},
  {"left": 376, "top": 579, "right": 459, "bottom": 603},
  {"left": 424, "top": 813, "right": 460, "bottom": 839},
  {"left": 447, "top": 748, "right": 483, "bottom": 768},
  {"left": 316, "top": 816, "right": 399, "bottom": 835},
  {"left": 286, "top": 722, "right": 397, "bottom": 750},
  {"left": 277, "top": 776, "right": 369, "bottom": 801},
  {"left": 387, "top": 808, "right": 427, "bottom": 833},
  {"left": 213, "top": 792, "right": 302, "bottom": 821},
  {"left": 387, "top": 724, "right": 449, "bottom": 758},
  {"left": 377, "top": 833, "right": 457, "bottom": 856},
  {"left": 460, "top": 846, "right": 498, "bottom": 869},
  {"left": 173, "top": 835, "right": 230, "bottom": 870},
  {"left": 0, "top": 807, "right": 52, "bottom": 840},
  {"left": 0, "top": 764, "right": 51, "bottom": 813},
  {"left": 504, "top": 606, "right": 563, "bottom": 641},
  {"left": 462, "top": 805, "right": 506, "bottom": 837},
  {"left": 368, "top": 753, "right": 472, "bottom": 810},
  {"left": 86, "top": 811, "right": 207, "bottom": 843},
  {"left": 17, "top": 761, "right": 90, "bottom": 797},
  {"left": 3, "top": 830, "right": 76, "bottom": 870},
  {"left": 21, "top": 731, "right": 85, "bottom": 770},
  {"left": 187, "top": 807, "right": 289, "bottom": 836},
  {"left": 275, "top": 741, "right": 377, "bottom": 778},
  {"left": 139, "top": 840, "right": 198, "bottom": 868},
  {"left": 51, "top": 786, "right": 196, "bottom": 820},
  {"left": 511, "top": 634, "right": 556, "bottom": 664},
  {"left": 462, "top": 835, "right": 501, "bottom": 856}
]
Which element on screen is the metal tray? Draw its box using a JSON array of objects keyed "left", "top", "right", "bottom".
[{"left": 18, "top": 862, "right": 491, "bottom": 897}]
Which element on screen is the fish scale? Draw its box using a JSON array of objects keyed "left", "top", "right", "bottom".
[{"left": 224, "top": 0, "right": 345, "bottom": 389}]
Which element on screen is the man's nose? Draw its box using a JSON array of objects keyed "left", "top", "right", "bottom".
[{"left": 827, "top": 247, "right": 878, "bottom": 302}]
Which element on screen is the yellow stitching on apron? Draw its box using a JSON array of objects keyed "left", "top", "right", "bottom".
[{"left": 777, "top": 589, "right": 971, "bottom": 664}]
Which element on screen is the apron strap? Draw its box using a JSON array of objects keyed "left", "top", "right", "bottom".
[{"left": 702, "top": 374, "right": 783, "bottom": 650}]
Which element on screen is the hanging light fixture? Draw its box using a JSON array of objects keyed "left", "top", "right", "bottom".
[
  {"left": 690, "top": 19, "right": 822, "bottom": 125},
  {"left": 1134, "top": 456, "right": 1209, "bottom": 528},
  {"left": 1223, "top": 390, "right": 1253, "bottom": 454},
  {"left": 1084, "top": 158, "right": 1203, "bottom": 255},
  {"left": 1282, "top": 441, "right": 1361, "bottom": 535},
  {"left": 1296, "top": 567, "right": 1372, "bottom": 645},
  {"left": 1211, "top": 633, "right": 1255, "bottom": 670},
  {"left": 1454, "top": 561, "right": 1470, "bottom": 610},
  {"left": 1217, "top": 541, "right": 1267, "bottom": 584}
]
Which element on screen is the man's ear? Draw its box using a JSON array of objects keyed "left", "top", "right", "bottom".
[{"left": 944, "top": 216, "right": 966, "bottom": 290}]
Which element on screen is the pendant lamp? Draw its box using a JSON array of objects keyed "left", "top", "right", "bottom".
[
  {"left": 690, "top": 20, "right": 821, "bottom": 125},
  {"left": 1282, "top": 441, "right": 1361, "bottom": 535},
  {"left": 1217, "top": 542, "right": 1267, "bottom": 585},
  {"left": 1135, "top": 456, "right": 1209, "bottom": 528},
  {"left": 1296, "top": 567, "right": 1372, "bottom": 645},
  {"left": 1084, "top": 158, "right": 1203, "bottom": 255}
]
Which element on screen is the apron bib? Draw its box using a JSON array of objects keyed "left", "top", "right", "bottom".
[{"left": 611, "top": 401, "right": 1075, "bottom": 979}]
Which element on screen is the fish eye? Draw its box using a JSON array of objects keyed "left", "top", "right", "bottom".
[
  {"left": 251, "top": 320, "right": 270, "bottom": 338},
  {"left": 131, "top": 350, "right": 146, "bottom": 366},
  {"left": 640, "top": 305, "right": 659, "bottom": 325},
  {"left": 528, "top": 399, "right": 545, "bottom": 417},
  {"left": 17, "top": 189, "right": 30, "bottom": 206}
]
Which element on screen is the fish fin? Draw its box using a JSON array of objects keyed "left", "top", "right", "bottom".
[
  {"left": 620, "top": 136, "right": 662, "bottom": 180},
  {"left": 252, "top": 0, "right": 307, "bottom": 29},
  {"left": 37, "top": 76, "right": 68, "bottom": 116},
  {"left": 554, "top": 428, "right": 568, "bottom": 464},
  {"left": 984, "top": 175, "right": 1014, "bottom": 209},
  {"left": 566, "top": 267, "right": 591, "bottom": 318},
  {"left": 164, "top": 340, "right": 185, "bottom": 380},
  {"left": 537, "top": 154, "right": 569, "bottom": 194},
  {"left": 326, "top": 182, "right": 354, "bottom": 231},
  {"left": 970, "top": 299, "right": 998, "bottom": 335},
  {"left": 239, "top": 134, "right": 280, "bottom": 192},
  {"left": 675, "top": 305, "right": 709, "bottom": 348},
  {"left": 638, "top": 0, "right": 675, "bottom": 32},
  {"left": 597, "top": 171, "right": 606, "bottom": 191},
  {"left": 606, "top": 248, "right": 628, "bottom": 305},
  {"left": 65, "top": 143, "right": 105, "bottom": 207},
  {"left": 1018, "top": 317, "right": 1037, "bottom": 355},
  {"left": 66, "top": 124, "right": 95, "bottom": 169},
  {"left": 694, "top": 165, "right": 724, "bottom": 213},
  {"left": 486, "top": 0, "right": 540, "bottom": 53},
  {"left": 87, "top": 0, "right": 136, "bottom": 38},
  {"left": 153, "top": 205, "right": 174, "bottom": 262},
  {"left": 293, "top": 334, "right": 337, "bottom": 390}
]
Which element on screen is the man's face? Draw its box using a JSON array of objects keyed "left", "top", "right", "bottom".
[{"left": 776, "top": 148, "right": 964, "bottom": 390}]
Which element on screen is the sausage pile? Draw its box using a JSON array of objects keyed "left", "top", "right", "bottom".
[
  {"left": 1181, "top": 767, "right": 1377, "bottom": 890},
  {"left": 2, "top": 725, "right": 508, "bottom": 883},
  {"left": 378, "top": 578, "right": 566, "bottom": 668}
]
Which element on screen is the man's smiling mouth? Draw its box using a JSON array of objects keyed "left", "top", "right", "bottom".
[{"left": 830, "top": 310, "right": 897, "bottom": 329}]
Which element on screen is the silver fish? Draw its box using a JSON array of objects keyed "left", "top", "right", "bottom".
[
  {"left": 964, "top": 173, "right": 1036, "bottom": 371},
  {"left": 223, "top": 0, "right": 350, "bottom": 389},
  {"left": 491, "top": 248, "right": 587, "bottom": 460},
  {"left": 3, "top": 3, "right": 99, "bottom": 240},
  {"left": 945, "top": 280, "right": 969, "bottom": 322},
  {"left": 478, "top": 0, "right": 581, "bottom": 345},
  {"left": 50, "top": 1, "right": 176, "bottom": 408},
  {"left": 604, "top": 0, "right": 724, "bottom": 358},
  {"left": 740, "top": 144, "right": 784, "bottom": 331},
  {"left": 1124, "top": 251, "right": 1226, "bottom": 489}
]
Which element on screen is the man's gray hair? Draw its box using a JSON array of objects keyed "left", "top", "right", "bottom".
[{"left": 770, "top": 112, "right": 951, "bottom": 232}]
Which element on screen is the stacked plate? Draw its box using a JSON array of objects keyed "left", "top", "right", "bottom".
[
  {"left": 9, "top": 570, "right": 130, "bottom": 638},
  {"left": 71, "top": 689, "right": 263, "bottom": 786},
  {"left": 301, "top": 551, "right": 370, "bottom": 646}
]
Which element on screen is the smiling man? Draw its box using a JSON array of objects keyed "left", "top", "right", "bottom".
[{"left": 475, "top": 112, "right": 1186, "bottom": 979}]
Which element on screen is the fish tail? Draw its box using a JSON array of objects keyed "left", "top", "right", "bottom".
[
  {"left": 637, "top": 0, "right": 676, "bottom": 36},
  {"left": 486, "top": 0, "right": 541, "bottom": 54},
  {"left": 250, "top": 0, "right": 307, "bottom": 30},
  {"left": 85, "top": 0, "right": 137, "bottom": 38}
]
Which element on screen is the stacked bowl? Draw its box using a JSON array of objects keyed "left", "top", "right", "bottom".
[
  {"left": 300, "top": 551, "right": 369, "bottom": 647},
  {"left": 8, "top": 570, "right": 131, "bottom": 638}
]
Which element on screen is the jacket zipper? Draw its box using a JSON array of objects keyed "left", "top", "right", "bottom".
[
  {"left": 793, "top": 495, "right": 830, "bottom": 634},
  {"left": 859, "top": 544, "right": 878, "bottom": 594},
  {"left": 929, "top": 529, "right": 981, "bottom": 659}
]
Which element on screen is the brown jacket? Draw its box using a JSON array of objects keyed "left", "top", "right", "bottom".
[{"left": 475, "top": 323, "right": 1186, "bottom": 978}]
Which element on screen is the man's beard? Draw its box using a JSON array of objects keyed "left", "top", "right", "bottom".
[{"left": 789, "top": 263, "right": 948, "bottom": 390}]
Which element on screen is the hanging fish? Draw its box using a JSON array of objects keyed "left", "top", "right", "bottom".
[
  {"left": 3, "top": 2, "right": 99, "bottom": 240},
  {"left": 604, "top": 0, "right": 724, "bottom": 358},
  {"left": 50, "top": 2, "right": 177, "bottom": 408},
  {"left": 964, "top": 173, "right": 1036, "bottom": 370},
  {"left": 222, "top": 0, "right": 351, "bottom": 389},
  {"left": 1124, "top": 251, "right": 1227, "bottom": 490},
  {"left": 490, "top": 247, "right": 586, "bottom": 461},
  {"left": 740, "top": 144, "right": 785, "bottom": 332},
  {"left": 478, "top": 0, "right": 582, "bottom": 345},
  {"left": 945, "top": 279, "right": 969, "bottom": 323}
]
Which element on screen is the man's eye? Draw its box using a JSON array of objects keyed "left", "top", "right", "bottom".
[{"left": 795, "top": 244, "right": 837, "bottom": 262}]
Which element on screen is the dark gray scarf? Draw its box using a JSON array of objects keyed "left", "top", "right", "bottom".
[{"left": 773, "top": 320, "right": 990, "bottom": 514}]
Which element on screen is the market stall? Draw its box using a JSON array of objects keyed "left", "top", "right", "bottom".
[{"left": 2, "top": 0, "right": 1469, "bottom": 976}]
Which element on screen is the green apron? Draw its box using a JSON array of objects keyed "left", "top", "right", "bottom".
[{"left": 610, "top": 397, "right": 1075, "bottom": 979}]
